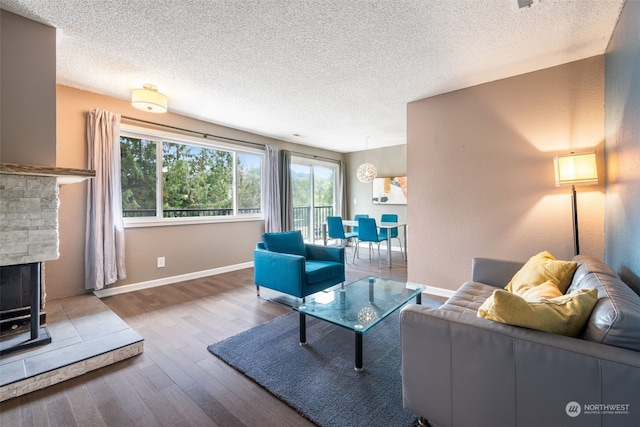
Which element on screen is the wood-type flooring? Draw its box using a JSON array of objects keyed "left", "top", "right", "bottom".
[{"left": 0, "top": 248, "right": 417, "bottom": 426}]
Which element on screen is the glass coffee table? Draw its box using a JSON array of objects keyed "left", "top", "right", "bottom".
[{"left": 295, "top": 277, "right": 425, "bottom": 372}]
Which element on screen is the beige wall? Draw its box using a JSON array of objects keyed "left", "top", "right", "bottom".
[
  {"left": 604, "top": 0, "right": 640, "bottom": 293},
  {"left": 48, "top": 85, "right": 344, "bottom": 299},
  {"left": 407, "top": 56, "right": 606, "bottom": 291},
  {"left": 0, "top": 10, "right": 56, "bottom": 166}
]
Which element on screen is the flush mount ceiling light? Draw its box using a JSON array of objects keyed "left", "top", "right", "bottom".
[
  {"left": 356, "top": 137, "right": 377, "bottom": 183},
  {"left": 131, "top": 84, "right": 168, "bottom": 113}
]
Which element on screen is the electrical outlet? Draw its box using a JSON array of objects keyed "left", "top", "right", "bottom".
[{"left": 157, "top": 257, "right": 165, "bottom": 268}]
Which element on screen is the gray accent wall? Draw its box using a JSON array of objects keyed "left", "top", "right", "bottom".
[
  {"left": 604, "top": 0, "right": 640, "bottom": 294},
  {"left": 0, "top": 10, "right": 56, "bottom": 166}
]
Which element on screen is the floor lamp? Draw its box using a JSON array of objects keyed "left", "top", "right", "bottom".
[{"left": 553, "top": 152, "right": 599, "bottom": 256}]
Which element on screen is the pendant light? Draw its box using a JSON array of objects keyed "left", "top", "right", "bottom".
[{"left": 356, "top": 137, "right": 377, "bottom": 183}]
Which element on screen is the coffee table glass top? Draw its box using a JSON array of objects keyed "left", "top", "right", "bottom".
[{"left": 295, "top": 277, "right": 425, "bottom": 333}]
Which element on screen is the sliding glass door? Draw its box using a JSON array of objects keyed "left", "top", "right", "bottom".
[{"left": 291, "top": 158, "right": 338, "bottom": 243}]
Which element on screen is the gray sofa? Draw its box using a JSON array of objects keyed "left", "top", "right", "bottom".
[{"left": 400, "top": 255, "right": 640, "bottom": 427}]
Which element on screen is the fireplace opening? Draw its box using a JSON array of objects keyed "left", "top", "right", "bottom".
[{"left": 0, "top": 262, "right": 51, "bottom": 355}]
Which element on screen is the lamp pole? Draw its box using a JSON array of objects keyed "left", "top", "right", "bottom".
[{"left": 571, "top": 184, "right": 579, "bottom": 256}]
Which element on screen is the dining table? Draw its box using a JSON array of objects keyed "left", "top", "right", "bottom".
[{"left": 322, "top": 219, "right": 407, "bottom": 268}]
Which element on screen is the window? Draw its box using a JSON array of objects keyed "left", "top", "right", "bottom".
[{"left": 120, "top": 126, "right": 263, "bottom": 226}]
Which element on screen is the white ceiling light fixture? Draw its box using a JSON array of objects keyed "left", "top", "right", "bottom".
[
  {"left": 131, "top": 84, "right": 168, "bottom": 113},
  {"left": 356, "top": 137, "right": 377, "bottom": 183}
]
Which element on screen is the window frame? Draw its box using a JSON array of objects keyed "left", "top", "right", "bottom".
[
  {"left": 290, "top": 155, "right": 341, "bottom": 242},
  {"left": 120, "top": 124, "right": 265, "bottom": 228}
]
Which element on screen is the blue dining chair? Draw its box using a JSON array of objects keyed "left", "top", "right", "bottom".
[
  {"left": 379, "top": 213, "right": 404, "bottom": 259},
  {"left": 327, "top": 216, "right": 357, "bottom": 261},
  {"left": 352, "top": 214, "right": 368, "bottom": 259},
  {"left": 354, "top": 217, "right": 388, "bottom": 267}
]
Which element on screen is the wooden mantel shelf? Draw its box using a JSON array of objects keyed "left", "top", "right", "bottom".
[{"left": 0, "top": 162, "right": 95, "bottom": 185}]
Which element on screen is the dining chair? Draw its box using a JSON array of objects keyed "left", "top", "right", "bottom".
[
  {"left": 327, "top": 216, "right": 357, "bottom": 261},
  {"left": 352, "top": 214, "right": 368, "bottom": 259},
  {"left": 379, "top": 213, "right": 404, "bottom": 259},
  {"left": 354, "top": 217, "right": 388, "bottom": 267}
]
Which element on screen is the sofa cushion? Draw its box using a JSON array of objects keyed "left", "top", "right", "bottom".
[
  {"left": 440, "top": 282, "right": 496, "bottom": 316},
  {"left": 505, "top": 251, "right": 577, "bottom": 294},
  {"left": 569, "top": 254, "right": 618, "bottom": 286},
  {"left": 478, "top": 288, "right": 598, "bottom": 337},
  {"left": 304, "top": 260, "right": 343, "bottom": 285},
  {"left": 262, "top": 230, "right": 307, "bottom": 258},
  {"left": 573, "top": 271, "right": 640, "bottom": 351}
]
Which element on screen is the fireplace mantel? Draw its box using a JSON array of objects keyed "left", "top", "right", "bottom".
[{"left": 0, "top": 162, "right": 95, "bottom": 185}]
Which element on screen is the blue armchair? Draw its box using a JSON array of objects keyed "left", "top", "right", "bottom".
[{"left": 254, "top": 230, "right": 345, "bottom": 299}]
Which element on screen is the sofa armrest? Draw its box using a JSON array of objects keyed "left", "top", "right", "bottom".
[
  {"left": 253, "top": 248, "right": 305, "bottom": 294},
  {"left": 305, "top": 244, "right": 344, "bottom": 264},
  {"left": 400, "top": 304, "right": 640, "bottom": 427},
  {"left": 471, "top": 257, "right": 524, "bottom": 287}
]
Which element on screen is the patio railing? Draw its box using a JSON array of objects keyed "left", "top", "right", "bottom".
[
  {"left": 123, "top": 208, "right": 261, "bottom": 217},
  {"left": 124, "top": 205, "right": 334, "bottom": 242},
  {"left": 293, "top": 205, "right": 333, "bottom": 242}
]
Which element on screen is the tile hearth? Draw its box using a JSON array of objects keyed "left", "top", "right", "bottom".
[{"left": 0, "top": 294, "right": 143, "bottom": 402}]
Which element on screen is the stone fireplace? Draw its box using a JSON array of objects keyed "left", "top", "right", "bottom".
[{"left": 0, "top": 163, "right": 94, "bottom": 355}]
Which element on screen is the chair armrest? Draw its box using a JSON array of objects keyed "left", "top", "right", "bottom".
[
  {"left": 471, "top": 257, "right": 524, "bottom": 287},
  {"left": 305, "top": 244, "right": 345, "bottom": 264},
  {"left": 253, "top": 249, "right": 305, "bottom": 293}
]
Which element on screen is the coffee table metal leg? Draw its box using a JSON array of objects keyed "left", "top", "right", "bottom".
[
  {"left": 416, "top": 293, "right": 422, "bottom": 305},
  {"left": 299, "top": 313, "right": 307, "bottom": 345},
  {"left": 355, "top": 333, "right": 363, "bottom": 372}
]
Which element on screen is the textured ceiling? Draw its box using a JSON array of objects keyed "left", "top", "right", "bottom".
[{"left": 0, "top": 0, "right": 625, "bottom": 152}]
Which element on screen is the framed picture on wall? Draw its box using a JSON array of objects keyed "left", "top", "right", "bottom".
[{"left": 372, "top": 176, "right": 407, "bottom": 205}]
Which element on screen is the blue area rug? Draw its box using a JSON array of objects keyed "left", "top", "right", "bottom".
[{"left": 208, "top": 298, "right": 441, "bottom": 427}]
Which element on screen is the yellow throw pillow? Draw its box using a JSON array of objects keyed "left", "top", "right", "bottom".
[
  {"left": 505, "top": 251, "right": 578, "bottom": 295},
  {"left": 519, "top": 280, "right": 563, "bottom": 301},
  {"left": 477, "top": 288, "right": 598, "bottom": 337}
]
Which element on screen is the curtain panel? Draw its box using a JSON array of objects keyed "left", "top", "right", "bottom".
[
  {"left": 264, "top": 145, "right": 282, "bottom": 232},
  {"left": 85, "top": 109, "right": 126, "bottom": 290}
]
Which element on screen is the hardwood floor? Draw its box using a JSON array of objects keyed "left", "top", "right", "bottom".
[{"left": 0, "top": 251, "right": 409, "bottom": 426}]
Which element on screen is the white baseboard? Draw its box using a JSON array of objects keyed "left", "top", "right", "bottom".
[
  {"left": 93, "top": 262, "right": 455, "bottom": 301},
  {"left": 93, "top": 262, "right": 254, "bottom": 298},
  {"left": 407, "top": 281, "right": 455, "bottom": 299}
]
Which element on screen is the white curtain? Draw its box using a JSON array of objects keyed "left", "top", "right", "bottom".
[
  {"left": 85, "top": 109, "right": 126, "bottom": 290},
  {"left": 264, "top": 145, "right": 282, "bottom": 232}
]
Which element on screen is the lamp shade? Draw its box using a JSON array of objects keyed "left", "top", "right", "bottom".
[
  {"left": 553, "top": 152, "right": 598, "bottom": 187},
  {"left": 131, "top": 84, "right": 168, "bottom": 113}
]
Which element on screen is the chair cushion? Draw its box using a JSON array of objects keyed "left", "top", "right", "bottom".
[
  {"left": 262, "top": 231, "right": 306, "bottom": 257},
  {"left": 305, "top": 260, "right": 344, "bottom": 285}
]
